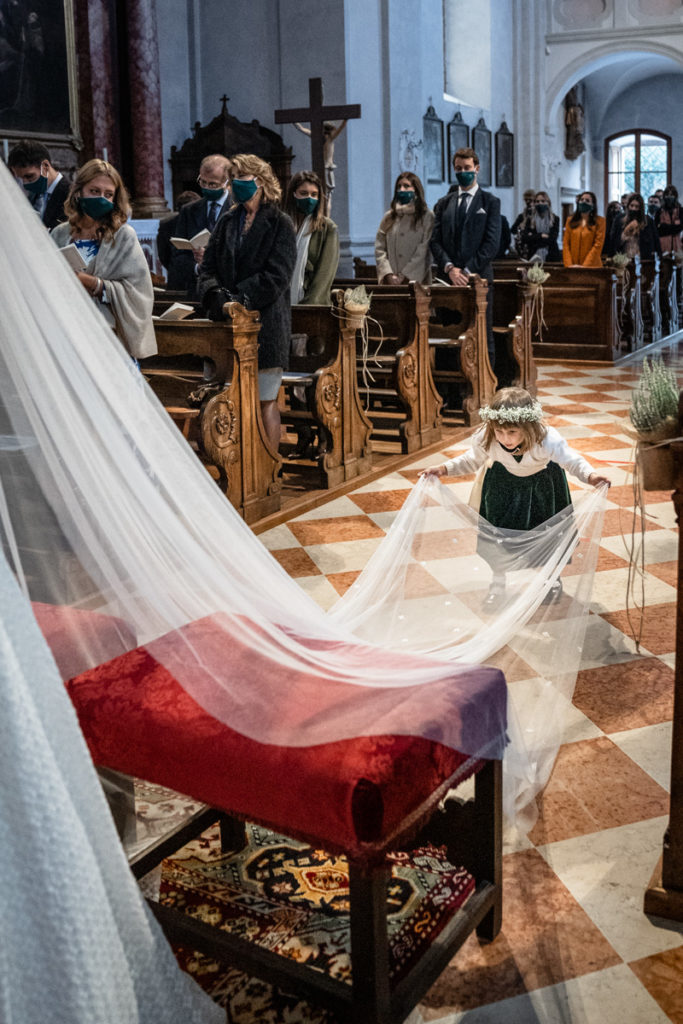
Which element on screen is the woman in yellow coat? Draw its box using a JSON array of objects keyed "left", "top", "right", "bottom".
[{"left": 562, "top": 191, "right": 606, "bottom": 267}]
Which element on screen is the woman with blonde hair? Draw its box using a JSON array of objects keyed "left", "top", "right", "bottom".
[
  {"left": 198, "top": 153, "right": 296, "bottom": 451},
  {"left": 51, "top": 158, "right": 155, "bottom": 358},
  {"left": 375, "top": 171, "right": 434, "bottom": 284}
]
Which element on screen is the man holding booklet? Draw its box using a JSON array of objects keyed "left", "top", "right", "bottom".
[{"left": 167, "top": 154, "right": 231, "bottom": 296}]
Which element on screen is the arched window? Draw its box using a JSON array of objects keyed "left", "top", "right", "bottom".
[{"left": 605, "top": 130, "right": 671, "bottom": 204}]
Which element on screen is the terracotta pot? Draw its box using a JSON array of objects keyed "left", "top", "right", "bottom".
[{"left": 637, "top": 440, "right": 674, "bottom": 491}]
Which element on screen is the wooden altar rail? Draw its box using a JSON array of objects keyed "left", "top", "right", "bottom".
[
  {"left": 645, "top": 391, "right": 683, "bottom": 921},
  {"left": 281, "top": 291, "right": 374, "bottom": 487},
  {"left": 142, "top": 304, "right": 281, "bottom": 524}
]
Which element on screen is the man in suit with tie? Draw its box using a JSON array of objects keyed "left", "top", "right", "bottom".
[
  {"left": 8, "top": 140, "right": 69, "bottom": 230},
  {"left": 167, "top": 153, "right": 231, "bottom": 295},
  {"left": 430, "top": 147, "right": 501, "bottom": 368}
]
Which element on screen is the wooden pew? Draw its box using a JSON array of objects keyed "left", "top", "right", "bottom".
[
  {"left": 639, "top": 256, "right": 662, "bottom": 346},
  {"left": 354, "top": 256, "right": 378, "bottom": 281},
  {"left": 142, "top": 304, "right": 281, "bottom": 524},
  {"left": 428, "top": 277, "right": 495, "bottom": 426},
  {"left": 491, "top": 276, "right": 537, "bottom": 396},
  {"left": 660, "top": 255, "right": 680, "bottom": 336},
  {"left": 493, "top": 262, "right": 621, "bottom": 362},
  {"left": 280, "top": 291, "right": 373, "bottom": 487},
  {"left": 617, "top": 258, "right": 643, "bottom": 353},
  {"left": 361, "top": 283, "right": 443, "bottom": 451}
]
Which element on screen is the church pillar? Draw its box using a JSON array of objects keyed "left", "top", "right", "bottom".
[
  {"left": 125, "top": 0, "right": 169, "bottom": 217},
  {"left": 74, "top": 0, "right": 120, "bottom": 167}
]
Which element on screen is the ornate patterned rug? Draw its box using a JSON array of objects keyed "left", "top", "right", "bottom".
[{"left": 153, "top": 817, "right": 475, "bottom": 1023}]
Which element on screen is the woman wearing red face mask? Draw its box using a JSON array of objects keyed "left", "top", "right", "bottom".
[{"left": 51, "top": 159, "right": 155, "bottom": 359}]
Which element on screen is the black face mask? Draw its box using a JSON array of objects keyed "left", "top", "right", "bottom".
[
  {"left": 664, "top": 196, "right": 676, "bottom": 209},
  {"left": 627, "top": 209, "right": 639, "bottom": 221}
]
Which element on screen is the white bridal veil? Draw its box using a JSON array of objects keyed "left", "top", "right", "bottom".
[{"left": 0, "top": 159, "right": 606, "bottom": 834}]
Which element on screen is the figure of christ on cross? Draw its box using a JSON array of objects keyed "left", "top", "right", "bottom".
[{"left": 275, "top": 77, "right": 361, "bottom": 214}]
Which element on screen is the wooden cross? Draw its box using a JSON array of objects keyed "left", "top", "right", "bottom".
[{"left": 275, "top": 77, "right": 361, "bottom": 195}]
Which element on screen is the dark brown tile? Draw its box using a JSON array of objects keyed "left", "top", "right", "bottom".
[
  {"left": 349, "top": 489, "right": 412, "bottom": 513},
  {"left": 326, "top": 569, "right": 362, "bottom": 596},
  {"left": 573, "top": 658, "right": 674, "bottom": 733},
  {"left": 629, "top": 946, "right": 683, "bottom": 1023},
  {"left": 420, "top": 848, "right": 621, "bottom": 1014},
  {"left": 600, "top": 603, "right": 676, "bottom": 656},
  {"left": 528, "top": 736, "right": 669, "bottom": 845},
  {"left": 600, "top": 508, "right": 664, "bottom": 538},
  {"left": 646, "top": 560, "right": 678, "bottom": 588},
  {"left": 287, "top": 515, "right": 385, "bottom": 546},
  {"left": 270, "top": 547, "right": 322, "bottom": 577}
]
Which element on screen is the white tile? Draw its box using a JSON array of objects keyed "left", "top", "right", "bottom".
[
  {"left": 293, "top": 573, "right": 343, "bottom": 611},
  {"left": 659, "top": 653, "right": 675, "bottom": 670},
  {"left": 304, "top": 536, "right": 385, "bottom": 574},
  {"left": 643, "top": 501, "right": 678, "bottom": 530},
  {"left": 257, "top": 523, "right": 300, "bottom": 550},
  {"left": 610, "top": 722, "right": 673, "bottom": 791},
  {"left": 600, "top": 529, "right": 678, "bottom": 565},
  {"left": 537, "top": 816, "right": 683, "bottom": 963},
  {"left": 295, "top": 495, "right": 371, "bottom": 520},
  {"left": 420, "top": 964, "right": 672, "bottom": 1024},
  {"left": 350, "top": 475, "right": 412, "bottom": 494},
  {"left": 587, "top": 567, "right": 676, "bottom": 613}
]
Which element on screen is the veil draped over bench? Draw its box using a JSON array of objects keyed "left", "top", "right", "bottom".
[{"left": 0, "top": 160, "right": 606, "bottom": 831}]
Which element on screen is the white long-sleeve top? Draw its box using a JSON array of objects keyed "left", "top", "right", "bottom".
[{"left": 444, "top": 425, "right": 595, "bottom": 483}]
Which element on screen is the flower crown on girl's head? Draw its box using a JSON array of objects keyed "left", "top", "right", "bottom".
[{"left": 479, "top": 401, "right": 544, "bottom": 424}]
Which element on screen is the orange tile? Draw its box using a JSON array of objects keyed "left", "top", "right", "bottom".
[
  {"left": 573, "top": 658, "right": 674, "bottom": 733},
  {"left": 600, "top": 603, "right": 676, "bottom": 656},
  {"left": 606, "top": 484, "right": 671, "bottom": 507},
  {"left": 270, "top": 547, "right": 322, "bottom": 578},
  {"left": 350, "top": 489, "right": 412, "bottom": 513},
  {"left": 538, "top": 403, "right": 604, "bottom": 416},
  {"left": 411, "top": 529, "right": 479, "bottom": 560},
  {"left": 647, "top": 560, "right": 678, "bottom": 587},
  {"left": 528, "top": 736, "right": 669, "bottom": 845},
  {"left": 326, "top": 570, "right": 362, "bottom": 596},
  {"left": 287, "top": 515, "right": 385, "bottom": 546},
  {"left": 629, "top": 946, "right": 683, "bottom": 1023},
  {"left": 600, "top": 508, "right": 664, "bottom": 537},
  {"left": 569, "top": 435, "right": 631, "bottom": 452},
  {"left": 420, "top": 848, "right": 621, "bottom": 1014}
]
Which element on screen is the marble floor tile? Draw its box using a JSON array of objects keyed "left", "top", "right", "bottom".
[
  {"left": 270, "top": 546, "right": 322, "bottom": 578},
  {"left": 569, "top": 435, "right": 632, "bottom": 453},
  {"left": 257, "top": 522, "right": 301, "bottom": 550},
  {"left": 537, "top": 816, "right": 683, "bottom": 963},
  {"left": 418, "top": 963, "right": 673, "bottom": 1024},
  {"left": 600, "top": 603, "right": 676, "bottom": 656},
  {"left": 325, "top": 569, "right": 361, "bottom": 596},
  {"left": 528, "top": 737, "right": 669, "bottom": 845},
  {"left": 600, "top": 507, "right": 665, "bottom": 538},
  {"left": 303, "top": 536, "right": 385, "bottom": 574},
  {"left": 350, "top": 487, "right": 415, "bottom": 513},
  {"left": 417, "top": 848, "right": 620, "bottom": 1015},
  {"left": 573, "top": 657, "right": 674, "bottom": 733},
  {"left": 588, "top": 567, "right": 676, "bottom": 613},
  {"left": 629, "top": 945, "right": 683, "bottom": 1023},
  {"left": 292, "top": 572, "right": 342, "bottom": 611},
  {"left": 296, "top": 494, "right": 372, "bottom": 520},
  {"left": 287, "top": 514, "right": 386, "bottom": 546},
  {"left": 610, "top": 721, "right": 674, "bottom": 791},
  {"left": 600, "top": 528, "right": 678, "bottom": 564},
  {"left": 349, "top": 474, "right": 412, "bottom": 493}
]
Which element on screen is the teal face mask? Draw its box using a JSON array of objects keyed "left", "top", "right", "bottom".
[
  {"left": 201, "top": 185, "right": 226, "bottom": 201},
  {"left": 294, "top": 196, "right": 319, "bottom": 216},
  {"left": 78, "top": 196, "right": 115, "bottom": 219},
  {"left": 455, "top": 170, "right": 476, "bottom": 188},
  {"left": 395, "top": 190, "right": 415, "bottom": 205},
  {"left": 231, "top": 178, "right": 259, "bottom": 203},
  {"left": 577, "top": 201, "right": 593, "bottom": 214},
  {"left": 23, "top": 174, "right": 48, "bottom": 197}
]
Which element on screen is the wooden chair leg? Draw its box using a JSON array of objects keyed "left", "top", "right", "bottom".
[
  {"left": 348, "top": 859, "right": 392, "bottom": 1024},
  {"left": 474, "top": 758, "right": 503, "bottom": 941}
]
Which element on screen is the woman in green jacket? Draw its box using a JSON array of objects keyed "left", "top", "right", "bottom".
[{"left": 284, "top": 170, "right": 339, "bottom": 304}]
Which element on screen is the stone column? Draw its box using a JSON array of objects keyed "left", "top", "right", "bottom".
[
  {"left": 74, "top": 0, "right": 119, "bottom": 167},
  {"left": 125, "top": 0, "right": 169, "bottom": 217}
]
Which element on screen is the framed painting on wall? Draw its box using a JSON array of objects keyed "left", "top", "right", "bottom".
[
  {"left": 447, "top": 111, "right": 469, "bottom": 184},
  {"left": 423, "top": 104, "right": 444, "bottom": 184},
  {"left": 0, "top": 0, "right": 79, "bottom": 139},
  {"left": 495, "top": 121, "right": 514, "bottom": 188},
  {"left": 472, "top": 117, "right": 492, "bottom": 188}
]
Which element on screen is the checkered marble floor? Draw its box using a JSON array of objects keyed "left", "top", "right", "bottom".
[{"left": 258, "top": 342, "right": 683, "bottom": 1024}]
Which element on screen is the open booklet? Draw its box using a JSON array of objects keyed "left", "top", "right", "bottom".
[
  {"left": 152, "top": 302, "right": 195, "bottom": 321},
  {"left": 170, "top": 229, "right": 211, "bottom": 251},
  {"left": 59, "top": 243, "right": 87, "bottom": 272}
]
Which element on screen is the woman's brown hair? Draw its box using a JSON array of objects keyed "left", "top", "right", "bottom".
[
  {"left": 284, "top": 170, "right": 327, "bottom": 232},
  {"left": 388, "top": 171, "right": 429, "bottom": 224},
  {"left": 63, "top": 159, "right": 131, "bottom": 242},
  {"left": 570, "top": 190, "right": 598, "bottom": 228}
]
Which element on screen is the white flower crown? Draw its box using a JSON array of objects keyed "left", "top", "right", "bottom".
[{"left": 479, "top": 401, "right": 544, "bottom": 424}]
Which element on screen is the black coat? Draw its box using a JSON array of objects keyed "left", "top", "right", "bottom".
[
  {"left": 167, "top": 197, "right": 226, "bottom": 294},
  {"left": 198, "top": 202, "right": 297, "bottom": 371},
  {"left": 516, "top": 213, "right": 560, "bottom": 261},
  {"left": 42, "top": 176, "right": 70, "bottom": 230},
  {"left": 430, "top": 185, "right": 501, "bottom": 281},
  {"left": 605, "top": 214, "right": 662, "bottom": 259}
]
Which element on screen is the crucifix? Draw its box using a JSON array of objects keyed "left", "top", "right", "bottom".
[{"left": 275, "top": 77, "right": 361, "bottom": 210}]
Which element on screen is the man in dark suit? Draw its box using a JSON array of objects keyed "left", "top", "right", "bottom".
[
  {"left": 430, "top": 147, "right": 501, "bottom": 367},
  {"left": 8, "top": 139, "right": 69, "bottom": 230},
  {"left": 156, "top": 189, "right": 201, "bottom": 280},
  {"left": 167, "top": 153, "right": 231, "bottom": 296}
]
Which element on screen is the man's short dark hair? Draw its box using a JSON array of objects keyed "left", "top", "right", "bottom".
[
  {"left": 453, "top": 147, "right": 479, "bottom": 167},
  {"left": 7, "top": 139, "right": 52, "bottom": 170}
]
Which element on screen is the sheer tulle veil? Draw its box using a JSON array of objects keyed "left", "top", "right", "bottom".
[{"left": 0, "top": 160, "right": 606, "bottom": 830}]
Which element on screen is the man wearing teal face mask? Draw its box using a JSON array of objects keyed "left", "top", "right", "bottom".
[
  {"left": 430, "top": 147, "right": 501, "bottom": 367},
  {"left": 8, "top": 139, "right": 69, "bottom": 230},
  {"left": 168, "top": 154, "right": 231, "bottom": 296}
]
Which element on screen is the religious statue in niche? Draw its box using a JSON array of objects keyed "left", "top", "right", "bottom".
[
  {"left": 398, "top": 129, "right": 423, "bottom": 175},
  {"left": 564, "top": 87, "right": 585, "bottom": 161},
  {"left": 295, "top": 119, "right": 347, "bottom": 201}
]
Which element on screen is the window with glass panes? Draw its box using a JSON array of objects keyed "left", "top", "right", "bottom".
[{"left": 605, "top": 131, "right": 670, "bottom": 205}]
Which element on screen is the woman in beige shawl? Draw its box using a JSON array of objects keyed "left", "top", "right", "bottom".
[{"left": 51, "top": 159, "right": 156, "bottom": 358}]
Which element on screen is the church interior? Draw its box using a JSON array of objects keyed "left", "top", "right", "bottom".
[{"left": 2, "top": 1, "right": 683, "bottom": 1022}]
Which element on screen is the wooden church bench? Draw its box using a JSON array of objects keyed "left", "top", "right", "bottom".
[
  {"left": 360, "top": 283, "right": 442, "bottom": 453},
  {"left": 491, "top": 276, "right": 537, "bottom": 395},
  {"left": 639, "top": 256, "right": 662, "bottom": 346},
  {"left": 142, "top": 302, "right": 281, "bottom": 524},
  {"left": 659, "top": 255, "right": 680, "bottom": 337},
  {"left": 51, "top": 609, "right": 506, "bottom": 1024},
  {"left": 616, "top": 257, "right": 643, "bottom": 354},
  {"left": 280, "top": 290, "right": 373, "bottom": 487}
]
